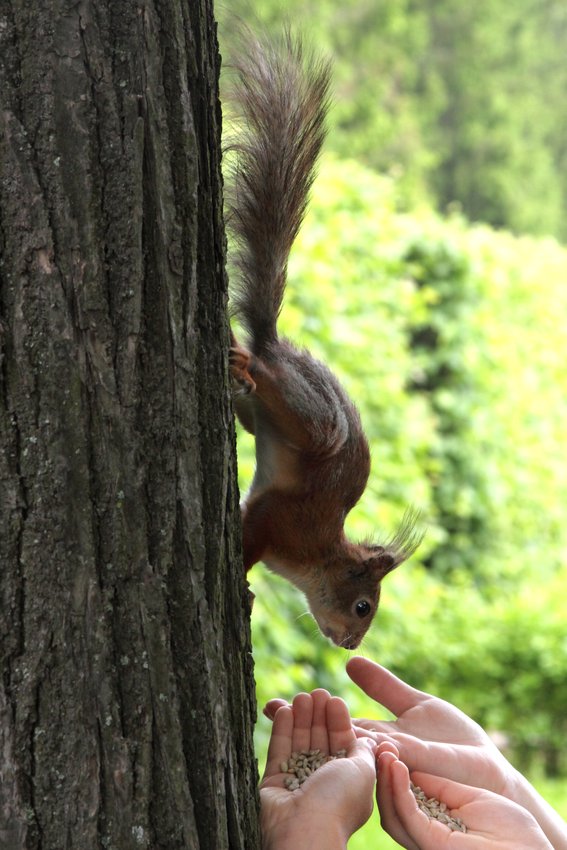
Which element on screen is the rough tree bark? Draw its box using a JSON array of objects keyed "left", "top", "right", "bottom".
[{"left": 0, "top": 1, "right": 260, "bottom": 848}]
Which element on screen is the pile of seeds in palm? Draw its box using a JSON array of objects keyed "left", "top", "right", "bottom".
[
  {"left": 411, "top": 781, "right": 467, "bottom": 833},
  {"left": 280, "top": 748, "right": 347, "bottom": 791},
  {"left": 280, "top": 750, "right": 466, "bottom": 833}
]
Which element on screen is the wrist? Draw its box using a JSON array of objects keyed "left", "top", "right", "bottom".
[
  {"left": 504, "top": 767, "right": 567, "bottom": 850},
  {"left": 263, "top": 816, "right": 348, "bottom": 850}
]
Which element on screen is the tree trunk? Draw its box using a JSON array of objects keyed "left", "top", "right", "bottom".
[{"left": 0, "top": 1, "right": 260, "bottom": 848}]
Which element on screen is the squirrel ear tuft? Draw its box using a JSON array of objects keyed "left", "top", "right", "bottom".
[{"left": 366, "top": 509, "right": 425, "bottom": 577}]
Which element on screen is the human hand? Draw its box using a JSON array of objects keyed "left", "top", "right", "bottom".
[
  {"left": 346, "top": 657, "right": 512, "bottom": 797},
  {"left": 376, "top": 745, "right": 553, "bottom": 850},
  {"left": 347, "top": 658, "right": 567, "bottom": 850},
  {"left": 263, "top": 661, "right": 567, "bottom": 850},
  {"left": 260, "top": 689, "right": 377, "bottom": 850},
  {"left": 264, "top": 660, "right": 508, "bottom": 794}
]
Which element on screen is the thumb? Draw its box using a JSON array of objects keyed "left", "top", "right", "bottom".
[
  {"left": 347, "top": 734, "right": 379, "bottom": 772},
  {"left": 346, "top": 657, "right": 425, "bottom": 717}
]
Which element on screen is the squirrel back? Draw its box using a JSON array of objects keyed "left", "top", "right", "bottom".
[{"left": 226, "top": 30, "right": 331, "bottom": 355}]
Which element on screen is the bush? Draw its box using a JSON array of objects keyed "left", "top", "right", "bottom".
[{"left": 235, "top": 155, "right": 567, "bottom": 774}]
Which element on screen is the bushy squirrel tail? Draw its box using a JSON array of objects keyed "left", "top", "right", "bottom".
[{"left": 225, "top": 28, "right": 331, "bottom": 355}]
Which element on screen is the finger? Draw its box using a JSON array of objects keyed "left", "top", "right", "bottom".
[
  {"left": 263, "top": 705, "right": 294, "bottom": 778},
  {"left": 353, "top": 725, "right": 398, "bottom": 747},
  {"left": 385, "top": 734, "right": 468, "bottom": 784},
  {"left": 353, "top": 718, "right": 398, "bottom": 734},
  {"left": 389, "top": 759, "right": 444, "bottom": 845},
  {"left": 358, "top": 729, "right": 435, "bottom": 762},
  {"left": 291, "top": 692, "right": 314, "bottom": 754},
  {"left": 376, "top": 751, "right": 421, "bottom": 850},
  {"left": 263, "top": 698, "right": 289, "bottom": 720},
  {"left": 377, "top": 740, "right": 399, "bottom": 758},
  {"left": 346, "top": 657, "right": 425, "bottom": 717},
  {"left": 356, "top": 727, "right": 469, "bottom": 787},
  {"left": 310, "top": 689, "right": 331, "bottom": 753},
  {"left": 326, "top": 696, "right": 356, "bottom": 755}
]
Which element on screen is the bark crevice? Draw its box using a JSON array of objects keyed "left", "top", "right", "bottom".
[{"left": 0, "top": 1, "right": 260, "bottom": 848}]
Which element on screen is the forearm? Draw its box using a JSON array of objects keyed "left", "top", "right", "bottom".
[{"left": 507, "top": 768, "right": 567, "bottom": 850}]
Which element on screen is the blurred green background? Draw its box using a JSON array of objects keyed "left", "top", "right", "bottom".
[{"left": 219, "top": 3, "right": 567, "bottom": 846}]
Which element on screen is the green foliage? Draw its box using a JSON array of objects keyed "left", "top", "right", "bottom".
[
  {"left": 235, "top": 156, "right": 567, "bottom": 789},
  {"left": 221, "top": 8, "right": 567, "bottom": 835},
  {"left": 219, "top": 0, "right": 567, "bottom": 240}
]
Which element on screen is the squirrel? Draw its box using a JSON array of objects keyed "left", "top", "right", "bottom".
[{"left": 226, "top": 29, "right": 422, "bottom": 649}]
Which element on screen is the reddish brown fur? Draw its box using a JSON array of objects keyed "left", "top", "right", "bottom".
[{"left": 227, "top": 31, "right": 421, "bottom": 648}]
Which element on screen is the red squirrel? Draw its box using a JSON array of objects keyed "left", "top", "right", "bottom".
[{"left": 227, "top": 30, "right": 422, "bottom": 649}]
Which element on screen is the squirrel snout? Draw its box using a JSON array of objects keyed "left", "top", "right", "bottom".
[
  {"left": 322, "top": 625, "right": 339, "bottom": 643},
  {"left": 320, "top": 623, "right": 362, "bottom": 650}
]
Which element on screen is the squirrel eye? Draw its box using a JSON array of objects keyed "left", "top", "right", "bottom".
[{"left": 354, "top": 600, "right": 371, "bottom": 618}]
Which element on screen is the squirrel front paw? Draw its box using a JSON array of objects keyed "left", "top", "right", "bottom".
[{"left": 229, "top": 346, "right": 256, "bottom": 395}]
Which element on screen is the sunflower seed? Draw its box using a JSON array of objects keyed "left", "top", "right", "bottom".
[
  {"left": 410, "top": 782, "right": 467, "bottom": 833},
  {"left": 282, "top": 749, "right": 347, "bottom": 791}
]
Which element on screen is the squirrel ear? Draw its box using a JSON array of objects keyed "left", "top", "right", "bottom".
[{"left": 365, "top": 549, "right": 397, "bottom": 577}]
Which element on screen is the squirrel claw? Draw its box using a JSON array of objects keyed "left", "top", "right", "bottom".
[{"left": 229, "top": 346, "right": 256, "bottom": 394}]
